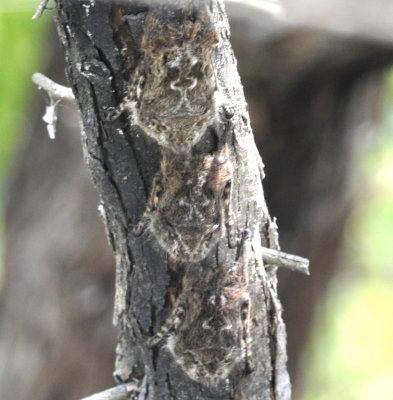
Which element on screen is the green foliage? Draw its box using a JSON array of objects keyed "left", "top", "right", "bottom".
[
  {"left": 0, "top": 5, "right": 50, "bottom": 284},
  {"left": 0, "top": 7, "right": 50, "bottom": 188}
]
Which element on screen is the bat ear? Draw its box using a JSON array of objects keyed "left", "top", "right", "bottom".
[
  {"left": 213, "top": 152, "right": 227, "bottom": 165},
  {"left": 213, "top": 144, "right": 230, "bottom": 166}
]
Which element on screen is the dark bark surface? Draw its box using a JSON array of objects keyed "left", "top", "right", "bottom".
[
  {"left": 54, "top": 1, "right": 290, "bottom": 399},
  {"left": 2, "top": 2, "right": 393, "bottom": 400}
]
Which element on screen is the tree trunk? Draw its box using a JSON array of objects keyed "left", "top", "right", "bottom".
[
  {"left": 54, "top": 0, "right": 294, "bottom": 398},
  {"left": 2, "top": 2, "right": 393, "bottom": 400}
]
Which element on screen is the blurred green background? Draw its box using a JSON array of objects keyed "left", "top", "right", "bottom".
[
  {"left": 0, "top": 1, "right": 49, "bottom": 284},
  {"left": 0, "top": 2, "right": 392, "bottom": 399}
]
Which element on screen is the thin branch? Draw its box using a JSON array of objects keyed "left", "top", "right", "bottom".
[
  {"left": 262, "top": 247, "right": 310, "bottom": 275},
  {"left": 42, "top": 98, "right": 61, "bottom": 139},
  {"left": 80, "top": 383, "right": 138, "bottom": 400},
  {"left": 32, "top": 0, "right": 51, "bottom": 19},
  {"left": 32, "top": 73, "right": 75, "bottom": 102},
  {"left": 32, "top": 73, "right": 75, "bottom": 139}
]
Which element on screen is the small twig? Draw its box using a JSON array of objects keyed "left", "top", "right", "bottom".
[
  {"left": 32, "top": 73, "right": 75, "bottom": 139},
  {"left": 262, "top": 247, "right": 310, "bottom": 275},
  {"left": 80, "top": 383, "right": 138, "bottom": 400},
  {"left": 32, "top": 73, "right": 75, "bottom": 102},
  {"left": 42, "top": 98, "right": 61, "bottom": 139},
  {"left": 32, "top": 0, "right": 51, "bottom": 19}
]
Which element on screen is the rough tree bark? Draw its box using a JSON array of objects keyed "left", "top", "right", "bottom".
[
  {"left": 2, "top": 2, "right": 393, "bottom": 400},
  {"left": 53, "top": 0, "right": 304, "bottom": 399}
]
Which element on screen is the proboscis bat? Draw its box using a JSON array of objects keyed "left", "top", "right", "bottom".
[
  {"left": 110, "top": 4, "right": 219, "bottom": 153},
  {"left": 149, "top": 235, "right": 251, "bottom": 386},
  {"left": 135, "top": 145, "right": 235, "bottom": 262}
]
